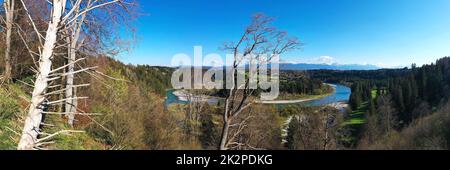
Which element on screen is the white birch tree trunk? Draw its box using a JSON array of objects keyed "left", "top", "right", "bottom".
[
  {"left": 17, "top": 0, "right": 65, "bottom": 150},
  {"left": 65, "top": 0, "right": 89, "bottom": 126},
  {"left": 3, "top": 0, "right": 14, "bottom": 80},
  {"left": 65, "top": 38, "right": 77, "bottom": 126},
  {"left": 219, "top": 118, "right": 230, "bottom": 150}
]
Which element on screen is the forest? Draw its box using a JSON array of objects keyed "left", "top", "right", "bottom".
[
  {"left": 1, "top": 0, "right": 450, "bottom": 151},
  {"left": 280, "top": 70, "right": 334, "bottom": 96},
  {"left": 332, "top": 57, "right": 450, "bottom": 148}
]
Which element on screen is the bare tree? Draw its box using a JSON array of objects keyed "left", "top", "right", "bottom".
[
  {"left": 219, "top": 14, "right": 301, "bottom": 150},
  {"left": 286, "top": 107, "right": 338, "bottom": 150},
  {"left": 17, "top": 0, "right": 66, "bottom": 150},
  {"left": 17, "top": 0, "right": 134, "bottom": 150},
  {"left": 2, "top": 0, "right": 15, "bottom": 81},
  {"left": 63, "top": 0, "right": 137, "bottom": 126},
  {"left": 183, "top": 89, "right": 208, "bottom": 145},
  {"left": 64, "top": 0, "right": 89, "bottom": 126}
]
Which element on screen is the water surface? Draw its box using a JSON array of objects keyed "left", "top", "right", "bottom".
[{"left": 165, "top": 84, "right": 351, "bottom": 107}]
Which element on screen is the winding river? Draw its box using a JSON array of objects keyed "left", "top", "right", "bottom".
[
  {"left": 299, "top": 84, "right": 351, "bottom": 107},
  {"left": 165, "top": 84, "right": 351, "bottom": 107}
]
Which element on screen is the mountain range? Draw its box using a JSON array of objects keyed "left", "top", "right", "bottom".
[
  {"left": 178, "top": 63, "right": 384, "bottom": 71},
  {"left": 279, "top": 63, "right": 381, "bottom": 70}
]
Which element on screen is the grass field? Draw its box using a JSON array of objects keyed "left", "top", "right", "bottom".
[
  {"left": 344, "top": 102, "right": 368, "bottom": 126},
  {"left": 339, "top": 90, "right": 377, "bottom": 147},
  {"left": 344, "top": 89, "right": 377, "bottom": 126}
]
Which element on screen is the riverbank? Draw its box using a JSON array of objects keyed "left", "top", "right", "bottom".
[
  {"left": 256, "top": 96, "right": 320, "bottom": 104},
  {"left": 172, "top": 89, "right": 334, "bottom": 105},
  {"left": 257, "top": 83, "right": 336, "bottom": 104},
  {"left": 172, "top": 90, "right": 219, "bottom": 103},
  {"left": 167, "top": 84, "right": 351, "bottom": 109}
]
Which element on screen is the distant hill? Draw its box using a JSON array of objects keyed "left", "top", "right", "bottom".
[
  {"left": 279, "top": 63, "right": 380, "bottom": 70},
  {"left": 172, "top": 63, "right": 381, "bottom": 71}
]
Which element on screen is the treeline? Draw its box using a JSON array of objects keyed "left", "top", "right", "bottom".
[
  {"left": 280, "top": 77, "right": 333, "bottom": 95},
  {"left": 384, "top": 58, "right": 449, "bottom": 125},
  {"left": 309, "top": 68, "right": 411, "bottom": 85},
  {"left": 97, "top": 58, "right": 174, "bottom": 96},
  {"left": 349, "top": 57, "right": 450, "bottom": 126},
  {"left": 342, "top": 57, "right": 450, "bottom": 149},
  {"left": 348, "top": 82, "right": 374, "bottom": 110},
  {"left": 280, "top": 71, "right": 334, "bottom": 95},
  {"left": 131, "top": 65, "right": 173, "bottom": 96}
]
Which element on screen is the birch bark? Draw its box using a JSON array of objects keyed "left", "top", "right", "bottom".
[
  {"left": 18, "top": 0, "right": 66, "bottom": 150},
  {"left": 3, "top": 0, "right": 14, "bottom": 80}
]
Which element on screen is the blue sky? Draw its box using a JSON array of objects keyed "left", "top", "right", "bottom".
[{"left": 118, "top": 0, "right": 450, "bottom": 68}]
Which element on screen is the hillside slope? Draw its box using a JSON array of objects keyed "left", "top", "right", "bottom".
[{"left": 0, "top": 56, "right": 176, "bottom": 150}]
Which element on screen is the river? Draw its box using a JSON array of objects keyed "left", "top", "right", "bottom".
[
  {"left": 165, "top": 84, "right": 351, "bottom": 107},
  {"left": 298, "top": 84, "right": 351, "bottom": 107},
  {"left": 165, "top": 89, "right": 189, "bottom": 106}
]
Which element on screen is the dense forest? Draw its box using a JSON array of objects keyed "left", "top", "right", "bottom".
[
  {"left": 336, "top": 57, "right": 450, "bottom": 148},
  {"left": 280, "top": 71, "right": 334, "bottom": 96},
  {"left": 347, "top": 58, "right": 450, "bottom": 124}
]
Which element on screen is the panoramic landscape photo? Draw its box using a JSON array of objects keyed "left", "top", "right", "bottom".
[{"left": 1, "top": 0, "right": 450, "bottom": 151}]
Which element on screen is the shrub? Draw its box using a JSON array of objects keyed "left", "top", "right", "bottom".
[{"left": 0, "top": 88, "right": 20, "bottom": 120}]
